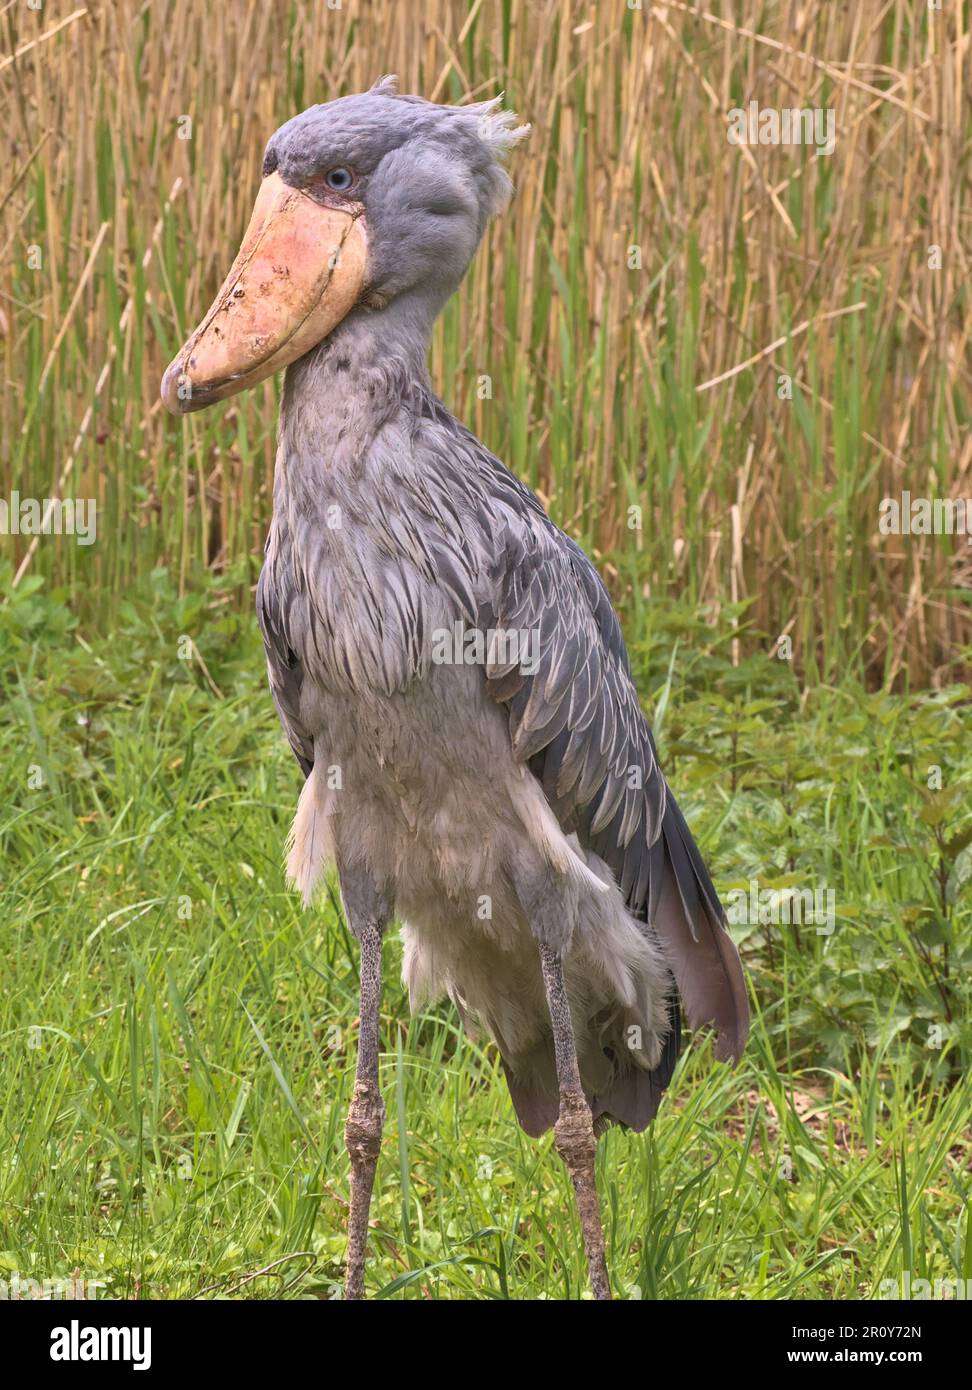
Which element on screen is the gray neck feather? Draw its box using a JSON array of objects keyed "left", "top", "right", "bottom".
[{"left": 279, "top": 286, "right": 444, "bottom": 469}]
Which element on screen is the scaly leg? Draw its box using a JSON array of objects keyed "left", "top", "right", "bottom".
[
  {"left": 340, "top": 868, "right": 388, "bottom": 1301},
  {"left": 538, "top": 940, "right": 611, "bottom": 1301}
]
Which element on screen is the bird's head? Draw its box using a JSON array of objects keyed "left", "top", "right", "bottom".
[{"left": 161, "top": 78, "right": 528, "bottom": 414}]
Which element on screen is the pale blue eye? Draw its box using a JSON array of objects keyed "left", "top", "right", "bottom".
[{"left": 326, "top": 167, "right": 353, "bottom": 192}]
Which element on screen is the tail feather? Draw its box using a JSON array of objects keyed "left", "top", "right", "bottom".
[
  {"left": 500, "top": 994, "right": 682, "bottom": 1137},
  {"left": 592, "top": 992, "right": 680, "bottom": 1133},
  {"left": 501, "top": 1060, "right": 558, "bottom": 1138},
  {"left": 654, "top": 792, "right": 749, "bottom": 1064}
]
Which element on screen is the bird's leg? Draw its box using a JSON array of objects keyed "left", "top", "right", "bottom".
[
  {"left": 339, "top": 866, "right": 389, "bottom": 1301},
  {"left": 538, "top": 940, "right": 612, "bottom": 1301}
]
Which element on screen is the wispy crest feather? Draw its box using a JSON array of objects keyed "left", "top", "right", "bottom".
[{"left": 367, "top": 75, "right": 529, "bottom": 210}]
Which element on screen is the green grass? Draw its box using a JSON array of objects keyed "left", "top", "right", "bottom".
[{"left": 2, "top": 570, "right": 969, "bottom": 1300}]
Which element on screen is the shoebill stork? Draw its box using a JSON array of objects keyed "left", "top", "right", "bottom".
[{"left": 161, "top": 78, "right": 748, "bottom": 1301}]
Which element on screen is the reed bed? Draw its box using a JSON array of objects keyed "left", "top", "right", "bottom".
[{"left": 1, "top": 0, "right": 969, "bottom": 684}]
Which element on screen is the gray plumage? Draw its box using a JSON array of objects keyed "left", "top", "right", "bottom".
[{"left": 252, "top": 80, "right": 749, "bottom": 1140}]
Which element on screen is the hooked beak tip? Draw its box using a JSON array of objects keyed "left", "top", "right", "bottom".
[
  {"left": 161, "top": 360, "right": 189, "bottom": 415},
  {"left": 161, "top": 358, "right": 217, "bottom": 415}
]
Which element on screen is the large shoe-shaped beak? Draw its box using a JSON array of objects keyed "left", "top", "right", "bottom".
[{"left": 161, "top": 172, "right": 367, "bottom": 414}]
